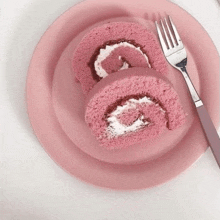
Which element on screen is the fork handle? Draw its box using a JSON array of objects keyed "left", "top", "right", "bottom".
[
  {"left": 196, "top": 103, "right": 220, "bottom": 167},
  {"left": 180, "top": 68, "right": 220, "bottom": 168}
]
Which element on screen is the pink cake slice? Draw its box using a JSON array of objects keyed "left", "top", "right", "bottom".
[
  {"left": 72, "top": 22, "right": 168, "bottom": 94},
  {"left": 85, "top": 67, "right": 186, "bottom": 149}
]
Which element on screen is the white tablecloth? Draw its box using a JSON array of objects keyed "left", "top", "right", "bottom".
[{"left": 1, "top": 0, "right": 220, "bottom": 219}]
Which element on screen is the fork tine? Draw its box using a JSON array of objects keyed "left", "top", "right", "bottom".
[
  {"left": 160, "top": 19, "right": 172, "bottom": 49},
  {"left": 164, "top": 17, "right": 176, "bottom": 47},
  {"left": 155, "top": 21, "right": 168, "bottom": 53},
  {"left": 168, "top": 16, "right": 183, "bottom": 47}
]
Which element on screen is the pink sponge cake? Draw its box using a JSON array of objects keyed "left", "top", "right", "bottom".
[
  {"left": 72, "top": 22, "right": 168, "bottom": 94},
  {"left": 85, "top": 67, "right": 186, "bottom": 149}
]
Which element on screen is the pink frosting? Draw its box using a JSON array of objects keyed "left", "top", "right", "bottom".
[{"left": 72, "top": 22, "right": 168, "bottom": 94}]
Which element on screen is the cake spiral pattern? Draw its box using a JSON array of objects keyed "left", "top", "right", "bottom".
[
  {"left": 85, "top": 68, "right": 186, "bottom": 149},
  {"left": 72, "top": 22, "right": 168, "bottom": 94},
  {"left": 72, "top": 21, "right": 185, "bottom": 149}
]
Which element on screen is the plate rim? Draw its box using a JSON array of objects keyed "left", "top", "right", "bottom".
[{"left": 26, "top": 0, "right": 220, "bottom": 190}]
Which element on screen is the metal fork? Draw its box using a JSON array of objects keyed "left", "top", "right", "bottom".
[{"left": 155, "top": 16, "right": 220, "bottom": 168}]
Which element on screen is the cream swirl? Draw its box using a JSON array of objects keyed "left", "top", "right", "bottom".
[
  {"left": 94, "top": 42, "right": 151, "bottom": 78},
  {"left": 107, "top": 96, "right": 165, "bottom": 138}
]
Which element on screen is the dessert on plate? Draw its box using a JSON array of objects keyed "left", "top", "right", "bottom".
[
  {"left": 72, "top": 21, "right": 186, "bottom": 149},
  {"left": 85, "top": 68, "right": 186, "bottom": 149},
  {"left": 27, "top": 0, "right": 219, "bottom": 189},
  {"left": 72, "top": 22, "right": 168, "bottom": 94}
]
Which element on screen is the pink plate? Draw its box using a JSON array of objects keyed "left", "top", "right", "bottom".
[{"left": 27, "top": 0, "right": 219, "bottom": 190}]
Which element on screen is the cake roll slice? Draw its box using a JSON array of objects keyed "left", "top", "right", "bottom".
[
  {"left": 72, "top": 22, "right": 168, "bottom": 94},
  {"left": 85, "top": 67, "right": 186, "bottom": 149}
]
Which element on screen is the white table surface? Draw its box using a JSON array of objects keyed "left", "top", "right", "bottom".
[{"left": 1, "top": 0, "right": 220, "bottom": 219}]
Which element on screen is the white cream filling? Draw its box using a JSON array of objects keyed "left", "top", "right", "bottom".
[
  {"left": 118, "top": 56, "right": 130, "bottom": 70},
  {"left": 94, "top": 42, "right": 151, "bottom": 78},
  {"left": 106, "top": 97, "right": 153, "bottom": 138}
]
